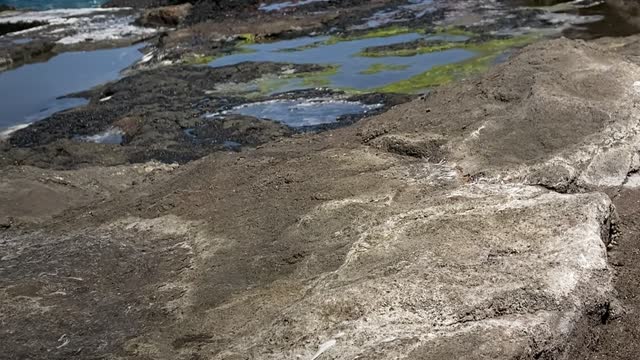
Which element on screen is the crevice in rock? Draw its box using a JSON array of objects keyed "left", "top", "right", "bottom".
[
  {"left": 533, "top": 177, "right": 580, "bottom": 194},
  {"left": 364, "top": 134, "right": 447, "bottom": 160},
  {"left": 605, "top": 203, "right": 621, "bottom": 248},
  {"left": 614, "top": 166, "right": 640, "bottom": 199},
  {"left": 0, "top": 21, "right": 47, "bottom": 36}
]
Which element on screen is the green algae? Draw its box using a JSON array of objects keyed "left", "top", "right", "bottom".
[
  {"left": 277, "top": 40, "right": 326, "bottom": 53},
  {"left": 215, "top": 24, "right": 542, "bottom": 95},
  {"left": 376, "top": 54, "right": 494, "bottom": 93},
  {"left": 239, "top": 33, "right": 257, "bottom": 45},
  {"left": 326, "top": 26, "right": 414, "bottom": 44},
  {"left": 221, "top": 65, "right": 342, "bottom": 96},
  {"left": 257, "top": 77, "right": 293, "bottom": 95},
  {"left": 184, "top": 54, "right": 217, "bottom": 65},
  {"left": 219, "top": 32, "right": 539, "bottom": 95},
  {"left": 466, "top": 35, "right": 539, "bottom": 54},
  {"left": 359, "top": 41, "right": 459, "bottom": 57},
  {"left": 359, "top": 63, "right": 410, "bottom": 75},
  {"left": 376, "top": 35, "right": 540, "bottom": 93},
  {"left": 297, "top": 65, "right": 340, "bottom": 87},
  {"left": 360, "top": 34, "right": 538, "bottom": 58}
]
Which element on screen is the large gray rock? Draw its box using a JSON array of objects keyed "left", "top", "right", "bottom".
[
  {"left": 121, "top": 182, "right": 614, "bottom": 359},
  {"left": 1, "top": 37, "right": 633, "bottom": 359},
  {"left": 1, "top": 162, "right": 615, "bottom": 359},
  {"left": 361, "top": 38, "right": 640, "bottom": 192}
]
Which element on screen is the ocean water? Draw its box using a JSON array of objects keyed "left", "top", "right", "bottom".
[{"left": 0, "top": 0, "right": 104, "bottom": 10}]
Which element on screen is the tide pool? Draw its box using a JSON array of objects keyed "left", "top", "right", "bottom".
[
  {"left": 0, "top": 43, "right": 144, "bottom": 130},
  {"left": 223, "top": 98, "right": 383, "bottom": 127},
  {"left": 209, "top": 33, "right": 475, "bottom": 92}
]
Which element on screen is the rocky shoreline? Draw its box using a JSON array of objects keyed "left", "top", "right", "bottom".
[
  {"left": 2, "top": 0, "right": 629, "bottom": 168},
  {"left": 2, "top": 1, "right": 640, "bottom": 359}
]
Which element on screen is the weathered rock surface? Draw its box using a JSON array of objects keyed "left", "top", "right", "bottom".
[
  {"left": 0, "top": 7, "right": 155, "bottom": 52},
  {"left": 136, "top": 3, "right": 192, "bottom": 27},
  {"left": 3, "top": 36, "right": 640, "bottom": 359},
  {"left": 361, "top": 37, "right": 640, "bottom": 193},
  {"left": 0, "top": 39, "right": 55, "bottom": 71}
]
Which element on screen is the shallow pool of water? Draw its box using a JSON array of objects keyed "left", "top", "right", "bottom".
[
  {"left": 0, "top": 43, "right": 144, "bottom": 130},
  {"left": 210, "top": 33, "right": 475, "bottom": 91},
  {"left": 219, "top": 98, "right": 383, "bottom": 127}
]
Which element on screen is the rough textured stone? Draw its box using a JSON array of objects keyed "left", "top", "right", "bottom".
[
  {"left": 136, "top": 3, "right": 192, "bottom": 27},
  {"left": 121, "top": 183, "right": 614, "bottom": 359},
  {"left": 360, "top": 38, "right": 640, "bottom": 192},
  {"left": 2, "top": 36, "right": 637, "bottom": 359}
]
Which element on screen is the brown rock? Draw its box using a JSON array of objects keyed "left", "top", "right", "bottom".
[
  {"left": 136, "top": 3, "right": 193, "bottom": 27},
  {"left": 113, "top": 116, "right": 143, "bottom": 138}
]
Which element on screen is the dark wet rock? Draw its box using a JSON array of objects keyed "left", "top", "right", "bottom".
[
  {"left": 0, "top": 20, "right": 47, "bottom": 37},
  {"left": 0, "top": 54, "right": 10, "bottom": 70},
  {"left": 9, "top": 105, "right": 130, "bottom": 149},
  {"left": 103, "top": 0, "right": 182, "bottom": 8},
  {"left": 361, "top": 32, "right": 518, "bottom": 55},
  {"left": 185, "top": 0, "right": 260, "bottom": 24},
  {"left": 0, "top": 4, "right": 15, "bottom": 12},
  {"left": 322, "top": 0, "right": 412, "bottom": 32},
  {"left": 0, "top": 40, "right": 55, "bottom": 71},
  {"left": 350, "top": 91, "right": 413, "bottom": 105},
  {"left": 0, "top": 217, "right": 11, "bottom": 229},
  {"left": 464, "top": 7, "right": 550, "bottom": 34},
  {"left": 1, "top": 62, "right": 349, "bottom": 168},
  {"left": 9, "top": 62, "right": 317, "bottom": 146},
  {"left": 153, "top": 0, "right": 417, "bottom": 63},
  {"left": 361, "top": 38, "right": 460, "bottom": 56},
  {"left": 606, "top": 0, "right": 640, "bottom": 28},
  {"left": 187, "top": 114, "right": 293, "bottom": 145}
]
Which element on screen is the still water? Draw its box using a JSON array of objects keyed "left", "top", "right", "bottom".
[
  {"left": 0, "top": 43, "right": 143, "bottom": 130},
  {"left": 210, "top": 33, "right": 475, "bottom": 91}
]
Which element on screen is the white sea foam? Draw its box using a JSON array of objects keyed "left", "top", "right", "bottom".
[
  {"left": 0, "top": 8, "right": 156, "bottom": 44},
  {"left": 0, "top": 123, "right": 30, "bottom": 140},
  {"left": 79, "top": 127, "right": 125, "bottom": 144}
]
